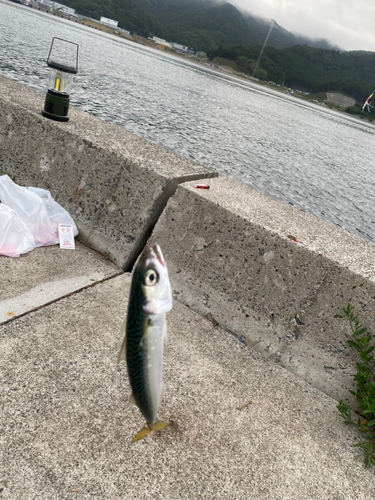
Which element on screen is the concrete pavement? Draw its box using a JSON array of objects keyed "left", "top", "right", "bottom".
[
  {"left": 1, "top": 244, "right": 375, "bottom": 499},
  {"left": 0, "top": 240, "right": 120, "bottom": 324}
]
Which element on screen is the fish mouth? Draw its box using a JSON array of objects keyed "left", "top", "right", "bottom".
[{"left": 150, "top": 244, "right": 167, "bottom": 267}]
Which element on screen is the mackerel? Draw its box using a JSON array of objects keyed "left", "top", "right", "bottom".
[{"left": 118, "top": 244, "right": 172, "bottom": 442}]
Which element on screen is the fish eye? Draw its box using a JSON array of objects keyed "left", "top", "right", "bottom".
[{"left": 144, "top": 269, "right": 158, "bottom": 286}]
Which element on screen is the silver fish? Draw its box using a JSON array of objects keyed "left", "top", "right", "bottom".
[{"left": 118, "top": 244, "right": 172, "bottom": 443}]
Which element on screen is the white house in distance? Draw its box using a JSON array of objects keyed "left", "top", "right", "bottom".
[
  {"left": 35, "top": 1, "right": 75, "bottom": 15},
  {"left": 173, "top": 43, "right": 196, "bottom": 56},
  {"left": 148, "top": 37, "right": 195, "bottom": 55},
  {"left": 148, "top": 37, "right": 173, "bottom": 49},
  {"left": 59, "top": 5, "right": 75, "bottom": 16},
  {"left": 172, "top": 43, "right": 189, "bottom": 53},
  {"left": 100, "top": 16, "right": 118, "bottom": 28}
]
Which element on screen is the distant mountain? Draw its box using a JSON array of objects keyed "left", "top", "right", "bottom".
[
  {"left": 62, "top": 0, "right": 340, "bottom": 53},
  {"left": 208, "top": 44, "right": 375, "bottom": 101},
  {"left": 241, "top": 14, "right": 340, "bottom": 51},
  {"left": 59, "top": 0, "right": 374, "bottom": 101},
  {"left": 60, "top": 0, "right": 168, "bottom": 38},
  {"left": 136, "top": 1, "right": 258, "bottom": 51},
  {"left": 135, "top": 0, "right": 339, "bottom": 52}
]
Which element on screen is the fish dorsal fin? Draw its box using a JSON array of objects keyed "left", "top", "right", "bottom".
[{"left": 129, "top": 394, "right": 136, "bottom": 406}]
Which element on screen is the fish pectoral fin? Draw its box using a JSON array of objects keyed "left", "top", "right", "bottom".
[
  {"left": 131, "top": 421, "right": 169, "bottom": 443},
  {"left": 117, "top": 335, "right": 127, "bottom": 364},
  {"left": 129, "top": 394, "right": 136, "bottom": 406}
]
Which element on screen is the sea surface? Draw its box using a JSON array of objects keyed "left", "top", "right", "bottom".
[{"left": 1, "top": 0, "right": 375, "bottom": 242}]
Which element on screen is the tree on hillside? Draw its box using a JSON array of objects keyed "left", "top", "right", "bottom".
[
  {"left": 209, "top": 44, "right": 375, "bottom": 99},
  {"left": 61, "top": 0, "right": 168, "bottom": 37}
]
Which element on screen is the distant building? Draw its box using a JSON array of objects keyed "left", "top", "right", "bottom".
[
  {"left": 40, "top": 0, "right": 58, "bottom": 8},
  {"left": 59, "top": 5, "right": 75, "bottom": 16},
  {"left": 29, "top": 1, "right": 76, "bottom": 16},
  {"left": 172, "top": 43, "right": 188, "bottom": 53},
  {"left": 35, "top": 1, "right": 75, "bottom": 15},
  {"left": 37, "top": 0, "right": 61, "bottom": 10},
  {"left": 100, "top": 17, "right": 118, "bottom": 28},
  {"left": 172, "top": 43, "right": 195, "bottom": 56},
  {"left": 148, "top": 37, "right": 173, "bottom": 49},
  {"left": 30, "top": 0, "right": 57, "bottom": 12},
  {"left": 29, "top": 1, "right": 49, "bottom": 11}
]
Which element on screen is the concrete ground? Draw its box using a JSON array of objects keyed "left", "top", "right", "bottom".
[
  {"left": 0, "top": 241, "right": 121, "bottom": 323},
  {"left": 1, "top": 244, "right": 375, "bottom": 499}
]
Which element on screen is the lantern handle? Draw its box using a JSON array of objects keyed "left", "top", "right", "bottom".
[{"left": 46, "top": 37, "right": 79, "bottom": 74}]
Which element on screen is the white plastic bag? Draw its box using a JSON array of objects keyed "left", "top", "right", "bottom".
[
  {"left": 0, "top": 175, "right": 78, "bottom": 248},
  {"left": 0, "top": 175, "right": 57, "bottom": 246},
  {"left": 0, "top": 204, "right": 36, "bottom": 257},
  {"left": 26, "top": 186, "right": 78, "bottom": 238}
]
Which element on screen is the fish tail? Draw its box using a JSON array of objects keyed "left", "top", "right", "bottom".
[
  {"left": 131, "top": 420, "right": 169, "bottom": 443},
  {"left": 151, "top": 420, "right": 169, "bottom": 432}
]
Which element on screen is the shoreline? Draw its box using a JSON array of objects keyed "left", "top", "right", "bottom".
[
  {"left": 3, "top": 0, "right": 374, "bottom": 130},
  {"left": 72, "top": 21, "right": 375, "bottom": 125}
]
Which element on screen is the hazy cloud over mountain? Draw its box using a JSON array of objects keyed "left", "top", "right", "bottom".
[{"left": 232, "top": 0, "right": 375, "bottom": 51}]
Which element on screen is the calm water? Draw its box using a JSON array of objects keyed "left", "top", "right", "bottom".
[{"left": 1, "top": 0, "right": 375, "bottom": 242}]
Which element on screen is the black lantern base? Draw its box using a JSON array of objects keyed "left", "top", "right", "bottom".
[{"left": 42, "top": 89, "right": 70, "bottom": 122}]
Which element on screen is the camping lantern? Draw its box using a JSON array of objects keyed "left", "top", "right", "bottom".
[{"left": 42, "top": 37, "right": 79, "bottom": 122}]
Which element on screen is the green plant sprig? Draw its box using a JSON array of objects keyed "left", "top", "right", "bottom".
[{"left": 337, "top": 304, "right": 375, "bottom": 468}]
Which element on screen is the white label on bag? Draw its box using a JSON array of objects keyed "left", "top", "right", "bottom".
[{"left": 58, "top": 223, "right": 75, "bottom": 250}]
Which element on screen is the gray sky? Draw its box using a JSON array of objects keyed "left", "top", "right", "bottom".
[{"left": 232, "top": 0, "right": 375, "bottom": 51}]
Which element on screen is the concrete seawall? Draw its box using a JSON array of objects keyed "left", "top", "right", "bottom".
[
  {"left": 0, "top": 75, "right": 216, "bottom": 269},
  {"left": 1, "top": 75, "right": 375, "bottom": 402},
  {"left": 149, "top": 178, "right": 375, "bottom": 401}
]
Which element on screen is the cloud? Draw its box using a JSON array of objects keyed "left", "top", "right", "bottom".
[{"left": 232, "top": 0, "right": 375, "bottom": 51}]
